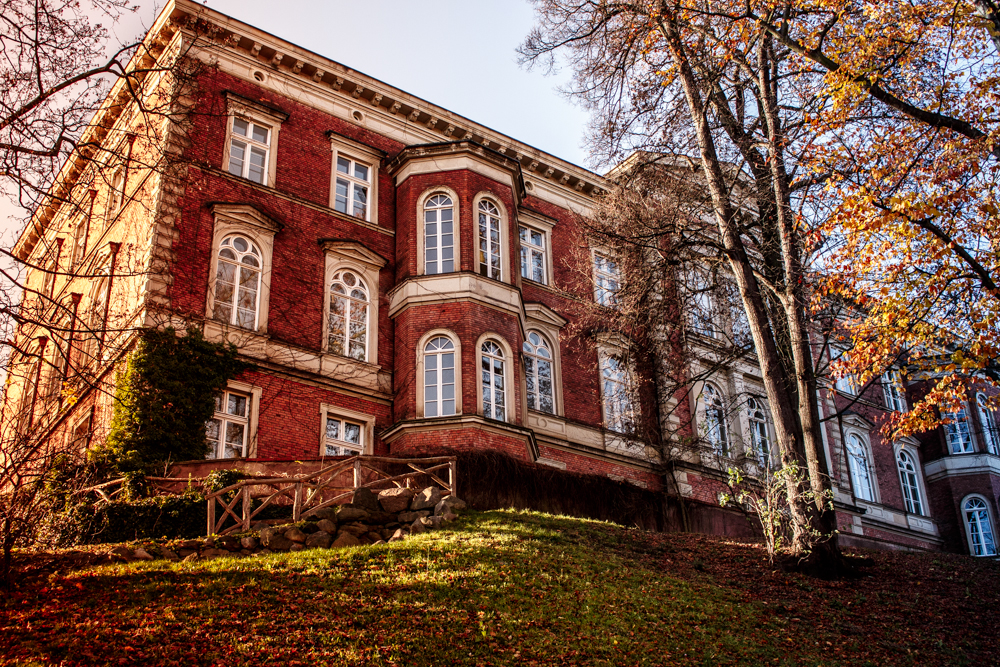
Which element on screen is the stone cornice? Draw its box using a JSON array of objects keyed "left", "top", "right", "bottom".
[{"left": 388, "top": 140, "right": 526, "bottom": 205}]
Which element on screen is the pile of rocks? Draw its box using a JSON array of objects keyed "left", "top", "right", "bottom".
[{"left": 105, "top": 486, "right": 466, "bottom": 562}]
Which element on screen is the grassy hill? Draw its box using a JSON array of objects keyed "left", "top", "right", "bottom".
[{"left": 2, "top": 510, "right": 998, "bottom": 666}]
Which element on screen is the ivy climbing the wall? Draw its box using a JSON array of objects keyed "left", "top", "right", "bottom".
[{"left": 96, "top": 327, "right": 250, "bottom": 473}]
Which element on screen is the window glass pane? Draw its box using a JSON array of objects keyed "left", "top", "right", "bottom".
[
  {"left": 248, "top": 147, "right": 266, "bottom": 184},
  {"left": 224, "top": 422, "right": 245, "bottom": 458},
  {"left": 251, "top": 123, "right": 268, "bottom": 143},
  {"left": 227, "top": 393, "right": 247, "bottom": 417},
  {"left": 334, "top": 179, "right": 349, "bottom": 213},
  {"left": 344, "top": 422, "right": 361, "bottom": 444},
  {"left": 326, "top": 417, "right": 341, "bottom": 441},
  {"left": 233, "top": 118, "right": 248, "bottom": 137},
  {"left": 228, "top": 141, "right": 245, "bottom": 176},
  {"left": 337, "top": 157, "right": 351, "bottom": 174},
  {"left": 354, "top": 163, "right": 368, "bottom": 181}
]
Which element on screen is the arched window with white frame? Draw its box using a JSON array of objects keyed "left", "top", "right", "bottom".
[
  {"left": 746, "top": 396, "right": 770, "bottom": 466},
  {"left": 896, "top": 449, "right": 925, "bottom": 515},
  {"left": 963, "top": 496, "right": 998, "bottom": 557},
  {"left": 703, "top": 382, "right": 729, "bottom": 455},
  {"left": 481, "top": 340, "right": 507, "bottom": 421},
  {"left": 423, "top": 336, "right": 456, "bottom": 418},
  {"left": 943, "top": 406, "right": 974, "bottom": 454},
  {"left": 328, "top": 269, "right": 369, "bottom": 361},
  {"left": 478, "top": 199, "right": 502, "bottom": 279},
  {"left": 214, "top": 234, "right": 262, "bottom": 329},
  {"left": 523, "top": 331, "right": 554, "bottom": 414},
  {"left": 976, "top": 393, "right": 1000, "bottom": 455},
  {"left": 424, "top": 194, "right": 455, "bottom": 275},
  {"left": 846, "top": 433, "right": 876, "bottom": 502}
]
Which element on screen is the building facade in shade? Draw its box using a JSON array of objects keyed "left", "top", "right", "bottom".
[{"left": 5, "top": 0, "right": 999, "bottom": 558}]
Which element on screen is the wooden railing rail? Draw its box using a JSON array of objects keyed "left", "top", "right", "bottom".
[
  {"left": 203, "top": 455, "right": 457, "bottom": 536},
  {"left": 72, "top": 476, "right": 206, "bottom": 503}
]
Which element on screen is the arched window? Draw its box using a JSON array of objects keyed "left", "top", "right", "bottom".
[
  {"left": 424, "top": 336, "right": 456, "bottom": 417},
  {"left": 481, "top": 340, "right": 506, "bottom": 421},
  {"left": 703, "top": 383, "right": 729, "bottom": 455},
  {"left": 976, "top": 393, "right": 1000, "bottom": 455},
  {"left": 846, "top": 433, "right": 876, "bottom": 502},
  {"left": 214, "top": 234, "right": 261, "bottom": 329},
  {"left": 601, "top": 354, "right": 635, "bottom": 433},
  {"left": 746, "top": 397, "right": 770, "bottom": 466},
  {"left": 328, "top": 270, "right": 369, "bottom": 361},
  {"left": 478, "top": 199, "right": 502, "bottom": 279},
  {"left": 523, "top": 331, "right": 554, "bottom": 414},
  {"left": 424, "top": 194, "right": 454, "bottom": 275},
  {"left": 897, "top": 449, "right": 924, "bottom": 515},
  {"left": 943, "top": 406, "right": 974, "bottom": 454},
  {"left": 964, "top": 496, "right": 997, "bottom": 557}
]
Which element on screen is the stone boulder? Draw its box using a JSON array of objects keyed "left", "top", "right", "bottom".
[
  {"left": 160, "top": 549, "right": 180, "bottom": 561},
  {"left": 108, "top": 546, "right": 134, "bottom": 562},
  {"left": 351, "top": 487, "right": 381, "bottom": 512},
  {"left": 410, "top": 486, "right": 443, "bottom": 511},
  {"left": 306, "top": 531, "right": 333, "bottom": 549},
  {"left": 201, "top": 548, "right": 227, "bottom": 560},
  {"left": 389, "top": 528, "right": 406, "bottom": 542},
  {"left": 398, "top": 510, "right": 430, "bottom": 524},
  {"left": 332, "top": 533, "right": 363, "bottom": 548},
  {"left": 337, "top": 506, "right": 370, "bottom": 523},
  {"left": 434, "top": 496, "right": 467, "bottom": 516},
  {"left": 132, "top": 548, "right": 154, "bottom": 561},
  {"left": 312, "top": 507, "right": 339, "bottom": 522},
  {"left": 240, "top": 536, "right": 259, "bottom": 550},
  {"left": 410, "top": 518, "right": 426, "bottom": 535},
  {"left": 378, "top": 487, "right": 417, "bottom": 513},
  {"left": 316, "top": 519, "right": 337, "bottom": 535},
  {"left": 285, "top": 528, "right": 308, "bottom": 544},
  {"left": 339, "top": 522, "right": 369, "bottom": 536}
]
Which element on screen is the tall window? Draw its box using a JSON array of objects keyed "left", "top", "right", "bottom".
[
  {"left": 593, "top": 253, "right": 619, "bottom": 306},
  {"left": 228, "top": 117, "right": 269, "bottom": 184},
  {"left": 520, "top": 225, "right": 546, "bottom": 284},
  {"left": 601, "top": 354, "right": 634, "bottom": 433},
  {"left": 71, "top": 214, "right": 88, "bottom": 268},
  {"left": 964, "top": 497, "right": 997, "bottom": 557},
  {"left": 424, "top": 194, "right": 455, "bottom": 274},
  {"left": 41, "top": 239, "right": 62, "bottom": 298},
  {"left": 833, "top": 350, "right": 857, "bottom": 395},
  {"left": 846, "top": 434, "right": 876, "bottom": 502},
  {"left": 523, "top": 331, "right": 554, "bottom": 414},
  {"left": 333, "top": 155, "right": 370, "bottom": 219},
  {"left": 882, "top": 371, "right": 906, "bottom": 412},
  {"left": 328, "top": 270, "right": 369, "bottom": 361},
  {"left": 481, "top": 340, "right": 506, "bottom": 421},
  {"left": 424, "top": 337, "right": 456, "bottom": 417},
  {"left": 746, "top": 397, "right": 770, "bottom": 466},
  {"left": 976, "top": 393, "right": 1000, "bottom": 455},
  {"left": 214, "top": 234, "right": 261, "bottom": 329},
  {"left": 478, "top": 199, "right": 502, "bottom": 279},
  {"left": 943, "top": 406, "right": 974, "bottom": 454},
  {"left": 106, "top": 166, "right": 125, "bottom": 226},
  {"left": 896, "top": 450, "right": 924, "bottom": 515},
  {"left": 687, "top": 272, "right": 717, "bottom": 338},
  {"left": 324, "top": 416, "right": 363, "bottom": 456},
  {"left": 703, "top": 383, "right": 729, "bottom": 455},
  {"left": 206, "top": 389, "right": 249, "bottom": 459}
]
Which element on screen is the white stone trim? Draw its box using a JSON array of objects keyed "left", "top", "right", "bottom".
[
  {"left": 843, "top": 426, "right": 880, "bottom": 504},
  {"left": 388, "top": 273, "right": 523, "bottom": 327},
  {"left": 517, "top": 212, "right": 555, "bottom": 287},
  {"left": 223, "top": 93, "right": 285, "bottom": 188},
  {"left": 226, "top": 379, "right": 262, "bottom": 458},
  {"left": 961, "top": 492, "right": 998, "bottom": 556},
  {"left": 522, "top": 322, "right": 564, "bottom": 418},
  {"left": 318, "top": 402, "right": 376, "bottom": 457}
]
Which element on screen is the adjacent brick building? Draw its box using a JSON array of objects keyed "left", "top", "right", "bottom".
[{"left": 5, "top": 0, "right": 998, "bottom": 558}]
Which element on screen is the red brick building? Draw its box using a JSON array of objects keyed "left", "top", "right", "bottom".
[{"left": 6, "top": 0, "right": 998, "bottom": 558}]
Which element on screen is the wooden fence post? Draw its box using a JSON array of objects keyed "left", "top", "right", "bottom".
[
  {"left": 353, "top": 457, "right": 361, "bottom": 491},
  {"left": 242, "top": 486, "right": 251, "bottom": 532},
  {"left": 207, "top": 496, "right": 215, "bottom": 536},
  {"left": 292, "top": 482, "right": 302, "bottom": 522},
  {"left": 449, "top": 459, "right": 457, "bottom": 496}
]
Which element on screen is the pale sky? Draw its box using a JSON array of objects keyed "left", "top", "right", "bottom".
[{"left": 0, "top": 0, "right": 591, "bottom": 238}]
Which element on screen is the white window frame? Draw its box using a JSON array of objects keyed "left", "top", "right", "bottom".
[
  {"left": 105, "top": 165, "right": 125, "bottom": 227},
  {"left": 685, "top": 270, "right": 718, "bottom": 339},
  {"left": 518, "top": 211, "right": 555, "bottom": 287},
  {"left": 476, "top": 333, "right": 514, "bottom": 423},
  {"left": 206, "top": 381, "right": 261, "bottom": 459},
  {"left": 592, "top": 249, "right": 620, "bottom": 307},
  {"left": 417, "top": 186, "right": 461, "bottom": 276},
  {"left": 962, "top": 494, "right": 998, "bottom": 557},
  {"left": 474, "top": 193, "right": 509, "bottom": 282},
  {"left": 846, "top": 431, "right": 878, "bottom": 503},
  {"left": 523, "top": 329, "right": 557, "bottom": 415},
  {"left": 206, "top": 204, "right": 279, "bottom": 335},
  {"left": 416, "top": 329, "right": 462, "bottom": 418},
  {"left": 67, "top": 406, "right": 95, "bottom": 452},
  {"left": 976, "top": 392, "right": 1000, "bottom": 455},
  {"left": 895, "top": 448, "right": 926, "bottom": 516},
  {"left": 943, "top": 404, "right": 975, "bottom": 454},
  {"left": 212, "top": 233, "right": 264, "bottom": 331},
  {"left": 882, "top": 371, "right": 907, "bottom": 412},
  {"left": 329, "top": 133, "right": 382, "bottom": 225},
  {"left": 746, "top": 396, "right": 771, "bottom": 467},
  {"left": 701, "top": 381, "right": 730, "bottom": 456},
  {"left": 321, "top": 241, "right": 386, "bottom": 365},
  {"left": 832, "top": 349, "right": 858, "bottom": 395},
  {"left": 223, "top": 93, "right": 286, "bottom": 188},
  {"left": 319, "top": 403, "right": 376, "bottom": 457},
  {"left": 523, "top": 303, "right": 566, "bottom": 418},
  {"left": 598, "top": 341, "right": 637, "bottom": 434}
]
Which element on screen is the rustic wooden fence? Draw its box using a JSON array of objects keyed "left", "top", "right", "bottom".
[
  {"left": 204, "top": 455, "right": 457, "bottom": 536},
  {"left": 73, "top": 476, "right": 206, "bottom": 502}
]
